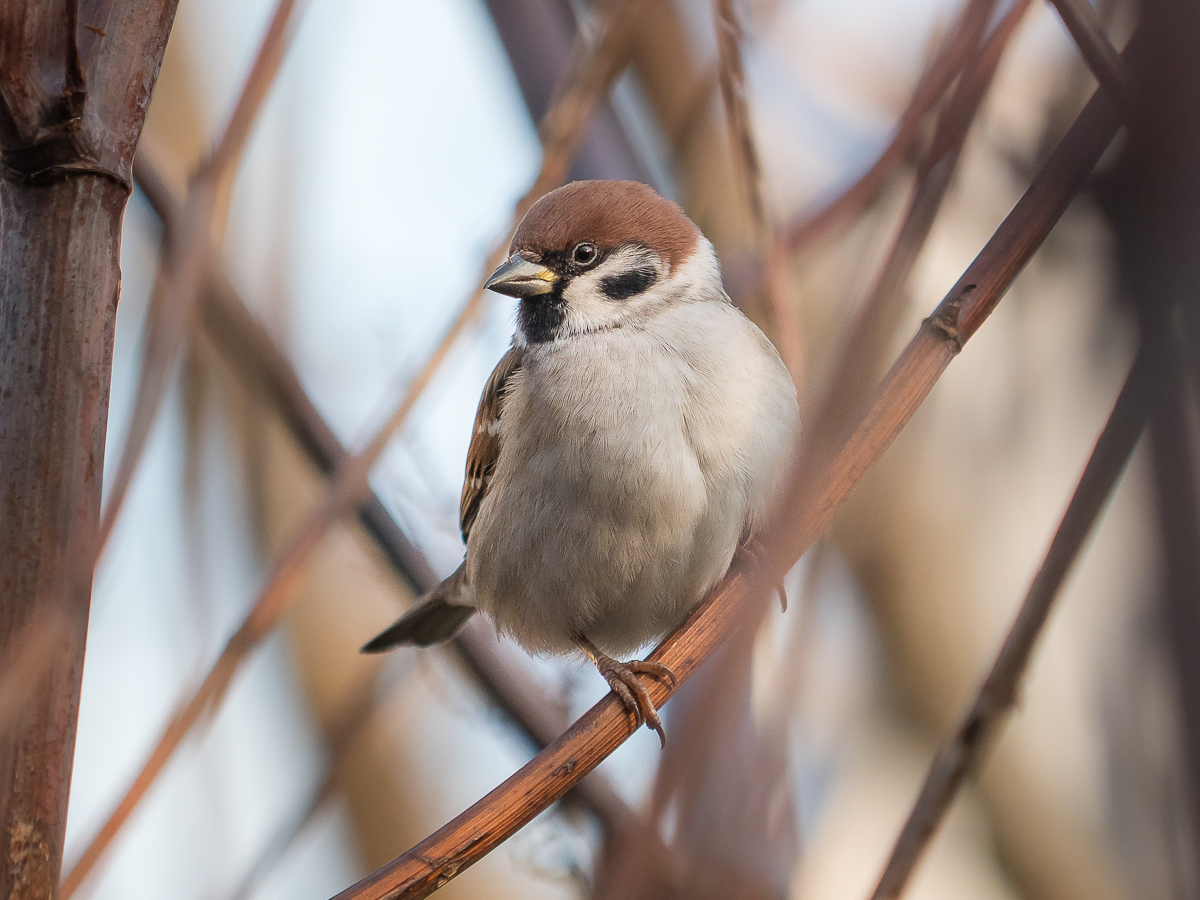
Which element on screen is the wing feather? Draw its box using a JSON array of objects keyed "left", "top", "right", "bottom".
[{"left": 459, "top": 346, "right": 523, "bottom": 542}]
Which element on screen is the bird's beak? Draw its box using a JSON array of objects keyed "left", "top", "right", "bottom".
[{"left": 484, "top": 254, "right": 557, "bottom": 298}]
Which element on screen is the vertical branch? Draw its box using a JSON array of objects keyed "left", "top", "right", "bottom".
[
  {"left": 713, "top": 0, "right": 766, "bottom": 234},
  {"left": 1103, "top": 0, "right": 1200, "bottom": 862},
  {"left": 0, "top": 3, "right": 178, "bottom": 897}
]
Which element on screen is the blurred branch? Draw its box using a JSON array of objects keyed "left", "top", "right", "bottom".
[
  {"left": 96, "top": 0, "right": 305, "bottom": 555},
  {"left": 869, "top": 347, "right": 1154, "bottom": 900},
  {"left": 712, "top": 0, "right": 806, "bottom": 381},
  {"left": 481, "top": 0, "right": 649, "bottom": 183},
  {"left": 325, "top": 37, "right": 1126, "bottom": 900},
  {"left": 61, "top": 4, "right": 646, "bottom": 893},
  {"left": 805, "top": 0, "right": 1023, "bottom": 458},
  {"left": 781, "top": 0, "right": 998, "bottom": 254},
  {"left": 1047, "top": 0, "right": 1135, "bottom": 120},
  {"left": 713, "top": 0, "right": 767, "bottom": 233}
]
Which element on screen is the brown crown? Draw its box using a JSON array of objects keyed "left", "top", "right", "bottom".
[{"left": 510, "top": 181, "right": 701, "bottom": 272}]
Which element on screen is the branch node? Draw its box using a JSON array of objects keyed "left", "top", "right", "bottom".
[{"left": 923, "top": 287, "right": 971, "bottom": 353}]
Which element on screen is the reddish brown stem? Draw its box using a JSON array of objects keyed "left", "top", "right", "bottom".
[{"left": 1048, "top": 0, "right": 1135, "bottom": 121}]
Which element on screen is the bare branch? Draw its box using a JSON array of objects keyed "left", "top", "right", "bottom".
[
  {"left": 324, "top": 39, "right": 1126, "bottom": 900},
  {"left": 1047, "top": 0, "right": 1135, "bottom": 121},
  {"left": 869, "top": 347, "right": 1154, "bottom": 900},
  {"left": 805, "top": 0, "right": 1028, "bottom": 460},
  {"left": 0, "top": 613, "right": 66, "bottom": 737},
  {"left": 713, "top": 0, "right": 767, "bottom": 234},
  {"left": 97, "top": 0, "right": 306, "bottom": 555},
  {"left": 781, "top": 0, "right": 998, "bottom": 254}
]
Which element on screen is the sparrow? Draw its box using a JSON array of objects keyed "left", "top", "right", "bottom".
[{"left": 363, "top": 180, "right": 799, "bottom": 744}]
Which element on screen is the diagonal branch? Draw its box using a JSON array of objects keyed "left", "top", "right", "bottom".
[
  {"left": 97, "top": 0, "right": 305, "bottom": 554},
  {"left": 804, "top": 0, "right": 1023, "bottom": 454},
  {"left": 868, "top": 346, "right": 1155, "bottom": 900},
  {"left": 325, "top": 37, "right": 1127, "bottom": 900},
  {"left": 60, "top": 4, "right": 645, "bottom": 894},
  {"left": 781, "top": 0, "right": 998, "bottom": 254},
  {"left": 1047, "top": 0, "right": 1134, "bottom": 121}
]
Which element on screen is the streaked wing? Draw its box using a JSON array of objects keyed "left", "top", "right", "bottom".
[{"left": 460, "top": 346, "right": 524, "bottom": 542}]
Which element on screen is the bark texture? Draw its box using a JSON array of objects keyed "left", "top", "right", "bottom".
[{"left": 0, "top": 3, "right": 177, "bottom": 896}]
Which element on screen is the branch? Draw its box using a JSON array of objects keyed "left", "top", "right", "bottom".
[
  {"left": 96, "top": 0, "right": 305, "bottom": 556},
  {"left": 805, "top": 0, "right": 1027, "bottom": 459},
  {"left": 868, "top": 346, "right": 1154, "bottom": 900},
  {"left": 60, "top": 4, "right": 645, "bottom": 893},
  {"left": 781, "top": 0, "right": 998, "bottom": 253},
  {"left": 325, "top": 38, "right": 1126, "bottom": 900},
  {"left": 1047, "top": 0, "right": 1135, "bottom": 121},
  {"left": 713, "top": 0, "right": 767, "bottom": 233}
]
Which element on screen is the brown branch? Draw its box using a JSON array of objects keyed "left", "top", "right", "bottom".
[
  {"left": 805, "top": 0, "right": 1028, "bottom": 459},
  {"left": 868, "top": 346, "right": 1154, "bottom": 900},
  {"left": 96, "top": 0, "right": 305, "bottom": 556},
  {"left": 60, "top": 5, "right": 645, "bottom": 893},
  {"left": 0, "top": 3, "right": 179, "bottom": 895},
  {"left": 781, "top": 0, "right": 998, "bottom": 254},
  {"left": 711, "top": 0, "right": 806, "bottom": 380},
  {"left": 0, "top": 612, "right": 66, "bottom": 737},
  {"left": 1047, "top": 0, "right": 1135, "bottom": 121},
  {"left": 713, "top": 0, "right": 767, "bottom": 233},
  {"left": 325, "top": 40, "right": 1126, "bottom": 900}
]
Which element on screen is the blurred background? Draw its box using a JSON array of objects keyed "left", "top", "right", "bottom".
[{"left": 61, "top": 0, "right": 1194, "bottom": 898}]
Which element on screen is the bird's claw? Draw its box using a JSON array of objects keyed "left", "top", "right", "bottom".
[
  {"left": 596, "top": 657, "right": 675, "bottom": 747},
  {"left": 576, "top": 636, "right": 676, "bottom": 748}
]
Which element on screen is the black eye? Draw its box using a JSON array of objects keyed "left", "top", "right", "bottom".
[{"left": 572, "top": 242, "right": 599, "bottom": 267}]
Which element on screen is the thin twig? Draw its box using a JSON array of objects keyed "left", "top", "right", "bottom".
[
  {"left": 96, "top": 0, "right": 304, "bottom": 554},
  {"left": 325, "top": 42, "right": 1127, "bottom": 900},
  {"left": 60, "top": 5, "right": 644, "bottom": 894},
  {"left": 869, "top": 347, "right": 1155, "bottom": 900},
  {"left": 1047, "top": 0, "right": 1135, "bottom": 121},
  {"left": 713, "top": 0, "right": 767, "bottom": 234},
  {"left": 781, "top": 0, "right": 997, "bottom": 254},
  {"left": 805, "top": 0, "right": 1025, "bottom": 460},
  {"left": 712, "top": 0, "right": 805, "bottom": 380}
]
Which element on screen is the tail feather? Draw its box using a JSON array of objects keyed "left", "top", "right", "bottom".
[{"left": 361, "top": 565, "right": 475, "bottom": 652}]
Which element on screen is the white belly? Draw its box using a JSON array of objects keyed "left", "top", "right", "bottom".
[{"left": 466, "top": 300, "right": 797, "bottom": 656}]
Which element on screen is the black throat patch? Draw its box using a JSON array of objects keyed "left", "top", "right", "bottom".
[{"left": 518, "top": 289, "right": 566, "bottom": 344}]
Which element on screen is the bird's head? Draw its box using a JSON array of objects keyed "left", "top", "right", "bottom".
[{"left": 484, "top": 180, "right": 720, "bottom": 344}]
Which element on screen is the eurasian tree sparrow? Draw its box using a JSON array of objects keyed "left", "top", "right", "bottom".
[{"left": 363, "top": 180, "right": 799, "bottom": 743}]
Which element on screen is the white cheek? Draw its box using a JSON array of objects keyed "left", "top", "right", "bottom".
[
  {"left": 560, "top": 249, "right": 664, "bottom": 334},
  {"left": 560, "top": 270, "right": 620, "bottom": 333}
]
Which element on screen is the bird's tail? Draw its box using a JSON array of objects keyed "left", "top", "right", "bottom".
[{"left": 360, "top": 564, "right": 475, "bottom": 652}]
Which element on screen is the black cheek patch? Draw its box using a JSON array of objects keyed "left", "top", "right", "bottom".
[{"left": 600, "top": 267, "right": 657, "bottom": 300}]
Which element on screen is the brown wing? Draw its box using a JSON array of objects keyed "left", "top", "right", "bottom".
[{"left": 459, "top": 346, "right": 524, "bottom": 542}]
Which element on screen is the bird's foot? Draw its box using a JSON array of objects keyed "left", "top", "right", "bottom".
[{"left": 575, "top": 636, "right": 677, "bottom": 747}]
